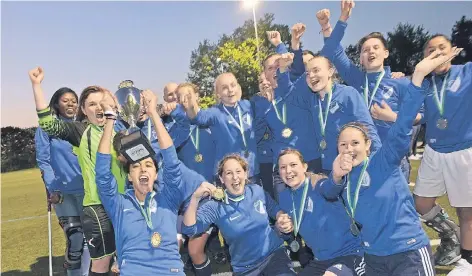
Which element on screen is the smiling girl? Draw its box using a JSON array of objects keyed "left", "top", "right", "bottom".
[{"left": 29, "top": 67, "right": 125, "bottom": 276}]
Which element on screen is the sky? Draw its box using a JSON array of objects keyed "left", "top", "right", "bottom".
[{"left": 2, "top": 1, "right": 471, "bottom": 128}]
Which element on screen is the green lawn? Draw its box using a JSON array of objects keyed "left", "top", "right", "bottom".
[{"left": 1, "top": 164, "right": 457, "bottom": 275}]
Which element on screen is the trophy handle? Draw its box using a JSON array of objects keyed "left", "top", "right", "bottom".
[{"left": 156, "top": 104, "right": 165, "bottom": 117}]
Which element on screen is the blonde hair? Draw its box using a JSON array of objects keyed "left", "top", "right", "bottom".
[
  {"left": 214, "top": 72, "right": 237, "bottom": 95},
  {"left": 176, "top": 82, "right": 199, "bottom": 95},
  {"left": 217, "top": 153, "right": 248, "bottom": 177},
  {"left": 277, "top": 148, "right": 306, "bottom": 165}
]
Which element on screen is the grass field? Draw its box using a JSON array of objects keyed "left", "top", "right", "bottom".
[{"left": 1, "top": 160, "right": 459, "bottom": 275}]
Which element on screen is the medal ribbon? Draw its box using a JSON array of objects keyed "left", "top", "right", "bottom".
[
  {"left": 224, "top": 189, "right": 245, "bottom": 204},
  {"left": 189, "top": 125, "right": 200, "bottom": 152},
  {"left": 147, "top": 120, "right": 151, "bottom": 142},
  {"left": 272, "top": 100, "right": 287, "bottom": 125},
  {"left": 291, "top": 177, "right": 310, "bottom": 237},
  {"left": 317, "top": 88, "right": 333, "bottom": 138},
  {"left": 223, "top": 104, "right": 247, "bottom": 149},
  {"left": 138, "top": 191, "right": 156, "bottom": 229},
  {"left": 346, "top": 158, "right": 370, "bottom": 219},
  {"left": 364, "top": 70, "right": 385, "bottom": 109},
  {"left": 432, "top": 72, "right": 449, "bottom": 117}
]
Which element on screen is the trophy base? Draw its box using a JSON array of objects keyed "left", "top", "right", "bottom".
[{"left": 119, "top": 130, "right": 155, "bottom": 163}]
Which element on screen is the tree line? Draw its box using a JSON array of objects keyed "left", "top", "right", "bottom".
[
  {"left": 1, "top": 15, "right": 471, "bottom": 173},
  {"left": 187, "top": 14, "right": 472, "bottom": 102}
]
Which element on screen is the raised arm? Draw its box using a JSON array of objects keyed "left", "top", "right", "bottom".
[
  {"left": 380, "top": 47, "right": 463, "bottom": 166},
  {"left": 316, "top": 9, "right": 333, "bottom": 38},
  {"left": 35, "top": 128, "right": 58, "bottom": 193},
  {"left": 29, "top": 67, "right": 85, "bottom": 146},
  {"left": 267, "top": 29, "right": 305, "bottom": 81},
  {"left": 95, "top": 91, "right": 122, "bottom": 217},
  {"left": 317, "top": 3, "right": 365, "bottom": 90},
  {"left": 276, "top": 54, "right": 314, "bottom": 110},
  {"left": 28, "top": 67, "right": 49, "bottom": 111},
  {"left": 290, "top": 23, "right": 308, "bottom": 79},
  {"left": 180, "top": 91, "right": 218, "bottom": 127}
]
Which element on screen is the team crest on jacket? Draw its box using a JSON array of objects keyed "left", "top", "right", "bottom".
[
  {"left": 306, "top": 197, "right": 313, "bottom": 213},
  {"left": 382, "top": 86, "right": 394, "bottom": 100},
  {"left": 449, "top": 77, "right": 461, "bottom": 92},
  {"left": 254, "top": 200, "right": 266, "bottom": 214},
  {"left": 329, "top": 101, "right": 340, "bottom": 114},
  {"left": 243, "top": 113, "right": 252, "bottom": 126},
  {"left": 150, "top": 200, "right": 157, "bottom": 213},
  {"left": 361, "top": 172, "right": 371, "bottom": 187}
]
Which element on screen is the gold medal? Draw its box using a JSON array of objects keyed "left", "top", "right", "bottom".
[
  {"left": 151, "top": 232, "right": 161, "bottom": 248},
  {"left": 194, "top": 153, "right": 203, "bottom": 163},
  {"left": 213, "top": 187, "right": 225, "bottom": 201},
  {"left": 282, "top": 128, "right": 292, "bottom": 138}
]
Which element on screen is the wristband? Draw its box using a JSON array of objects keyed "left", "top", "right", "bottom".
[
  {"left": 319, "top": 24, "right": 331, "bottom": 34},
  {"left": 104, "top": 110, "right": 117, "bottom": 118}
]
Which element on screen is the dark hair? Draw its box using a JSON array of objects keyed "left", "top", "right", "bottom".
[
  {"left": 357, "top": 32, "right": 388, "bottom": 52},
  {"left": 339, "top": 122, "right": 370, "bottom": 141},
  {"left": 125, "top": 156, "right": 159, "bottom": 174},
  {"left": 302, "top": 50, "right": 317, "bottom": 58},
  {"left": 48, "top": 87, "right": 78, "bottom": 117},
  {"left": 76, "top": 86, "right": 105, "bottom": 122},
  {"left": 422, "top": 33, "right": 451, "bottom": 53}
]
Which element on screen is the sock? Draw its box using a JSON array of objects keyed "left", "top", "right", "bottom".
[
  {"left": 193, "top": 256, "right": 212, "bottom": 276},
  {"left": 461, "top": 248, "right": 472, "bottom": 264}
]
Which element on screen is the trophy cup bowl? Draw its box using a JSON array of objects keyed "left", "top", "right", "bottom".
[
  {"left": 114, "top": 80, "right": 155, "bottom": 163},
  {"left": 115, "top": 80, "right": 142, "bottom": 131}
]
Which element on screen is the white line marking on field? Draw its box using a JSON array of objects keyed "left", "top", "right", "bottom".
[{"left": 1, "top": 214, "right": 55, "bottom": 223}]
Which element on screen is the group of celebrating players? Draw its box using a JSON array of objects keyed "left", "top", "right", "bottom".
[{"left": 31, "top": 1, "right": 472, "bottom": 276}]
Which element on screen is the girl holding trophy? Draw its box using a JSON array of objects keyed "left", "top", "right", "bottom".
[
  {"left": 94, "top": 89, "right": 212, "bottom": 275},
  {"left": 29, "top": 67, "right": 122, "bottom": 276}
]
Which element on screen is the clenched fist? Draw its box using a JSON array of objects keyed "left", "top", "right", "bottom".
[
  {"left": 332, "top": 150, "right": 354, "bottom": 183},
  {"left": 29, "top": 67, "right": 44, "bottom": 85}
]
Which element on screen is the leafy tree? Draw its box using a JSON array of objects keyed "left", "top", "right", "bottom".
[
  {"left": 386, "top": 23, "right": 429, "bottom": 75},
  {"left": 217, "top": 38, "right": 263, "bottom": 98},
  {"left": 344, "top": 44, "right": 360, "bottom": 67},
  {"left": 187, "top": 13, "right": 291, "bottom": 99},
  {"left": 187, "top": 39, "right": 221, "bottom": 97},
  {"left": 199, "top": 95, "right": 217, "bottom": 109},
  {"left": 451, "top": 16, "right": 472, "bottom": 64}
]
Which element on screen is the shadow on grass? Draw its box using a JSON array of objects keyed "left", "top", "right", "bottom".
[{"left": 2, "top": 255, "right": 66, "bottom": 276}]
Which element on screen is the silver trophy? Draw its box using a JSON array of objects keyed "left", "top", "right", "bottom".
[
  {"left": 115, "top": 80, "right": 142, "bottom": 130},
  {"left": 115, "top": 80, "right": 155, "bottom": 163}
]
